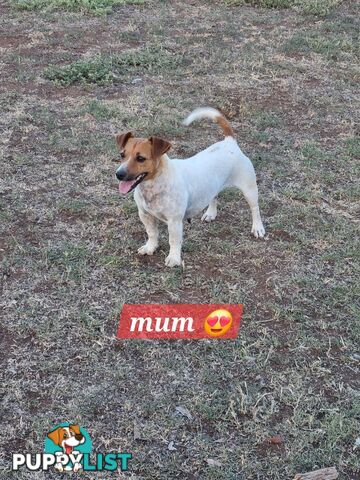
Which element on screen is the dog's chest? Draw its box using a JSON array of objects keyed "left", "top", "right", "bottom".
[{"left": 134, "top": 184, "right": 172, "bottom": 221}]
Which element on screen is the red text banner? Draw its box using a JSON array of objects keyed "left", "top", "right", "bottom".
[{"left": 117, "top": 304, "right": 243, "bottom": 339}]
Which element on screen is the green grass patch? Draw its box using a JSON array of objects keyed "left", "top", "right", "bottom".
[
  {"left": 255, "top": 111, "right": 282, "bottom": 129},
  {"left": 224, "top": 0, "right": 292, "bottom": 7},
  {"left": 85, "top": 100, "right": 118, "bottom": 120},
  {"left": 44, "top": 48, "right": 181, "bottom": 86},
  {"left": 300, "top": 141, "right": 327, "bottom": 166},
  {"left": 345, "top": 136, "right": 360, "bottom": 159},
  {"left": 44, "top": 242, "right": 93, "bottom": 280},
  {"left": 224, "top": 0, "right": 342, "bottom": 15},
  {"left": 284, "top": 30, "right": 355, "bottom": 59},
  {"left": 295, "top": 0, "right": 342, "bottom": 16},
  {"left": 57, "top": 199, "right": 89, "bottom": 215},
  {"left": 11, "top": 0, "right": 146, "bottom": 15},
  {"left": 0, "top": 199, "right": 12, "bottom": 221}
]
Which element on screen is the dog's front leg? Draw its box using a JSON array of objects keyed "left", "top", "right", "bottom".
[
  {"left": 137, "top": 209, "right": 159, "bottom": 255},
  {"left": 165, "top": 219, "right": 183, "bottom": 267},
  {"left": 73, "top": 462, "right": 82, "bottom": 472},
  {"left": 54, "top": 463, "right": 64, "bottom": 472}
]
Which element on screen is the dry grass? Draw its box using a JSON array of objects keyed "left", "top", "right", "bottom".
[
  {"left": 223, "top": 0, "right": 343, "bottom": 16},
  {"left": 11, "top": 0, "right": 147, "bottom": 15},
  {"left": 0, "top": 0, "right": 359, "bottom": 478}
]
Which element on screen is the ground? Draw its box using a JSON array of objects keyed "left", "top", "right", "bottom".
[{"left": 0, "top": 0, "right": 359, "bottom": 478}]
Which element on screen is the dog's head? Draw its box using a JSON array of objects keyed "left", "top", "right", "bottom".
[
  {"left": 47, "top": 425, "right": 85, "bottom": 454},
  {"left": 115, "top": 132, "right": 171, "bottom": 194}
]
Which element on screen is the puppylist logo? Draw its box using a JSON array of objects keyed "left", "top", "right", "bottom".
[{"left": 12, "top": 422, "right": 132, "bottom": 473}]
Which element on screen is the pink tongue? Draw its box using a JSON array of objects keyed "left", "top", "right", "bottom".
[{"left": 119, "top": 180, "right": 136, "bottom": 194}]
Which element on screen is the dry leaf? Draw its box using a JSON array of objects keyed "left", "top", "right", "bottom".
[
  {"left": 175, "top": 405, "right": 193, "bottom": 420},
  {"left": 133, "top": 422, "right": 146, "bottom": 441},
  {"left": 206, "top": 458, "right": 222, "bottom": 467},
  {"left": 167, "top": 441, "right": 177, "bottom": 451},
  {"left": 267, "top": 435, "right": 283, "bottom": 444}
]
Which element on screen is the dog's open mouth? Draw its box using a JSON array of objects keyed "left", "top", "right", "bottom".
[
  {"left": 118, "top": 173, "right": 147, "bottom": 194},
  {"left": 64, "top": 444, "right": 73, "bottom": 455}
]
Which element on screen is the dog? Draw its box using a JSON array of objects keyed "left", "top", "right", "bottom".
[
  {"left": 47, "top": 424, "right": 85, "bottom": 472},
  {"left": 116, "top": 107, "right": 265, "bottom": 267}
]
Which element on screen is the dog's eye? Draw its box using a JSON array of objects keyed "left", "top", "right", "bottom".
[
  {"left": 137, "top": 155, "right": 146, "bottom": 163},
  {"left": 120, "top": 151, "right": 125, "bottom": 159},
  {"left": 63, "top": 433, "right": 69, "bottom": 439}
]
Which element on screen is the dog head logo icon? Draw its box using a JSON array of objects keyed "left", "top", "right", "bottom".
[{"left": 45, "top": 423, "right": 92, "bottom": 472}]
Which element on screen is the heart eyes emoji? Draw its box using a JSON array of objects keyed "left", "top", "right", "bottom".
[{"left": 204, "top": 309, "right": 233, "bottom": 337}]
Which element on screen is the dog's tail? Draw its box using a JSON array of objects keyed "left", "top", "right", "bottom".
[{"left": 183, "top": 107, "right": 234, "bottom": 137}]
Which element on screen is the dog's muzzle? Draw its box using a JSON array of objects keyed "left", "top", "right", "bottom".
[{"left": 116, "top": 167, "right": 147, "bottom": 194}]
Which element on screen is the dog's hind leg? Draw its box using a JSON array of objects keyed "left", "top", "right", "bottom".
[
  {"left": 138, "top": 209, "right": 159, "bottom": 255},
  {"left": 202, "top": 197, "right": 218, "bottom": 222},
  {"left": 232, "top": 167, "right": 265, "bottom": 238},
  {"left": 241, "top": 182, "right": 265, "bottom": 238}
]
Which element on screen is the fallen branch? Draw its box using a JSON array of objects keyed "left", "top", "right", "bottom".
[{"left": 293, "top": 467, "right": 338, "bottom": 480}]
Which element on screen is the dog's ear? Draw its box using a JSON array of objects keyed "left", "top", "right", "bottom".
[
  {"left": 47, "top": 428, "right": 62, "bottom": 446},
  {"left": 115, "top": 131, "right": 133, "bottom": 149},
  {"left": 149, "top": 136, "right": 171, "bottom": 158},
  {"left": 69, "top": 424, "right": 81, "bottom": 435}
]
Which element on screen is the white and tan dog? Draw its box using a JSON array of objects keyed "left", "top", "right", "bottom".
[{"left": 116, "top": 107, "right": 265, "bottom": 267}]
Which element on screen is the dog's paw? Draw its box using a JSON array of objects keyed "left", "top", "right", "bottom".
[
  {"left": 138, "top": 243, "right": 158, "bottom": 256},
  {"left": 73, "top": 463, "right": 82, "bottom": 473},
  {"left": 55, "top": 463, "right": 64, "bottom": 472},
  {"left": 201, "top": 212, "right": 217, "bottom": 222},
  {"left": 252, "top": 222, "right": 265, "bottom": 238},
  {"left": 165, "top": 254, "right": 182, "bottom": 267}
]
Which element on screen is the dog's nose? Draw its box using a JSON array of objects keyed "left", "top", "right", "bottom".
[
  {"left": 116, "top": 168, "right": 127, "bottom": 180},
  {"left": 75, "top": 434, "right": 83, "bottom": 441}
]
